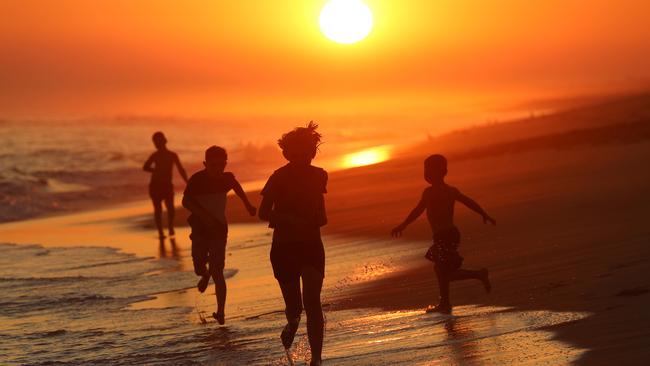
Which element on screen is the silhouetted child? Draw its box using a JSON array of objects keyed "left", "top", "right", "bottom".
[
  {"left": 143, "top": 131, "right": 188, "bottom": 239},
  {"left": 391, "top": 154, "right": 495, "bottom": 314},
  {"left": 259, "top": 122, "right": 327, "bottom": 366},
  {"left": 182, "top": 146, "right": 256, "bottom": 325}
]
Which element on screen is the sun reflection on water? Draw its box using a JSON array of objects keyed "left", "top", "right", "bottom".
[{"left": 341, "top": 145, "right": 392, "bottom": 169}]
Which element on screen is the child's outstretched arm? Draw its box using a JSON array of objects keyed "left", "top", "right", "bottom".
[
  {"left": 232, "top": 177, "right": 257, "bottom": 216},
  {"left": 173, "top": 153, "right": 188, "bottom": 184},
  {"left": 142, "top": 154, "right": 155, "bottom": 173},
  {"left": 456, "top": 191, "right": 496, "bottom": 225},
  {"left": 391, "top": 190, "right": 427, "bottom": 237}
]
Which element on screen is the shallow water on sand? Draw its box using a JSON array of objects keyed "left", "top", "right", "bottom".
[{"left": 1, "top": 219, "right": 589, "bottom": 365}]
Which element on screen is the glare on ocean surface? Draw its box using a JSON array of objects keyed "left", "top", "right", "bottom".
[{"left": 342, "top": 146, "right": 391, "bottom": 168}]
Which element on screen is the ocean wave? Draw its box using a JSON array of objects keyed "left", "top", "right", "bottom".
[
  {"left": 30, "top": 329, "right": 68, "bottom": 338},
  {"left": 23, "top": 328, "right": 110, "bottom": 341},
  {"left": 62, "top": 257, "right": 153, "bottom": 271},
  {"left": 0, "top": 166, "right": 151, "bottom": 223},
  {"left": 0, "top": 243, "right": 46, "bottom": 251},
  {"left": 0, "top": 293, "right": 117, "bottom": 316},
  {"left": 11, "top": 293, "right": 115, "bottom": 305},
  {"left": 0, "top": 275, "right": 101, "bottom": 289}
]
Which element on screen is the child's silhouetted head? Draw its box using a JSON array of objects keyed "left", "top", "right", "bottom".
[
  {"left": 204, "top": 146, "right": 227, "bottom": 175},
  {"left": 424, "top": 154, "right": 447, "bottom": 184},
  {"left": 278, "top": 121, "right": 322, "bottom": 164},
  {"left": 152, "top": 131, "right": 167, "bottom": 150}
]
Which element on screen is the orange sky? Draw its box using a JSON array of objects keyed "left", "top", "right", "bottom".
[{"left": 1, "top": 0, "right": 649, "bottom": 118}]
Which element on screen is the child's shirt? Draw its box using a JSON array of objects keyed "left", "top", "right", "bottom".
[
  {"left": 183, "top": 170, "right": 236, "bottom": 227},
  {"left": 424, "top": 183, "right": 460, "bottom": 233},
  {"left": 261, "top": 163, "right": 327, "bottom": 243}
]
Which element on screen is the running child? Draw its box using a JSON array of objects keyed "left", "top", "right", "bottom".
[
  {"left": 182, "top": 146, "right": 256, "bottom": 324},
  {"left": 391, "top": 154, "right": 495, "bottom": 314},
  {"left": 143, "top": 131, "right": 188, "bottom": 239},
  {"left": 259, "top": 122, "right": 327, "bottom": 366}
]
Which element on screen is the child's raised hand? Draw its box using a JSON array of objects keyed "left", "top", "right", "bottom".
[
  {"left": 483, "top": 214, "right": 496, "bottom": 226},
  {"left": 247, "top": 205, "right": 257, "bottom": 217},
  {"left": 391, "top": 224, "right": 406, "bottom": 238}
]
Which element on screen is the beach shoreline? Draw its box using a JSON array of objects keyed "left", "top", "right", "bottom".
[{"left": 3, "top": 93, "right": 650, "bottom": 364}]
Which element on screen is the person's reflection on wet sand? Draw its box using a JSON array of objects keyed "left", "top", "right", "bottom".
[
  {"left": 159, "top": 237, "right": 167, "bottom": 258},
  {"left": 159, "top": 237, "right": 181, "bottom": 261},
  {"left": 203, "top": 326, "right": 234, "bottom": 348},
  {"left": 443, "top": 316, "right": 481, "bottom": 364},
  {"left": 169, "top": 237, "right": 180, "bottom": 259},
  {"left": 200, "top": 326, "right": 249, "bottom": 360}
]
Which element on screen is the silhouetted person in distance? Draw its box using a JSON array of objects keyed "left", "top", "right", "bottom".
[
  {"left": 182, "top": 146, "right": 256, "bottom": 325},
  {"left": 391, "top": 154, "right": 495, "bottom": 314},
  {"left": 143, "top": 132, "right": 188, "bottom": 239},
  {"left": 259, "top": 122, "right": 327, "bottom": 366}
]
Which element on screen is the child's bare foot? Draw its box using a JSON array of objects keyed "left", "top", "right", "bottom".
[
  {"left": 197, "top": 275, "right": 210, "bottom": 293},
  {"left": 281, "top": 317, "right": 300, "bottom": 350},
  {"left": 480, "top": 268, "right": 491, "bottom": 293},
  {"left": 213, "top": 311, "right": 225, "bottom": 325},
  {"left": 426, "top": 303, "right": 452, "bottom": 314}
]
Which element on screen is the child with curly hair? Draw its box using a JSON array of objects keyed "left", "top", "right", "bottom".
[{"left": 259, "top": 121, "right": 327, "bottom": 366}]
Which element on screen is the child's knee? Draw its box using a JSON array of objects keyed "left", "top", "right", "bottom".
[
  {"left": 305, "top": 307, "right": 323, "bottom": 325},
  {"left": 286, "top": 303, "right": 303, "bottom": 319},
  {"left": 211, "top": 271, "right": 225, "bottom": 282},
  {"left": 192, "top": 256, "right": 207, "bottom": 276},
  {"left": 303, "top": 298, "right": 322, "bottom": 317},
  {"left": 193, "top": 264, "right": 207, "bottom": 277}
]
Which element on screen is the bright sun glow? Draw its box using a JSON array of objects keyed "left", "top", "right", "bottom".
[
  {"left": 320, "top": 0, "right": 373, "bottom": 44},
  {"left": 342, "top": 146, "right": 391, "bottom": 168}
]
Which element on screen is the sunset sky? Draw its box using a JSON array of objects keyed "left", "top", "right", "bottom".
[{"left": 1, "top": 0, "right": 649, "bottom": 119}]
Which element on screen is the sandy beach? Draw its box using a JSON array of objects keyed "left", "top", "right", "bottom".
[{"left": 2, "top": 93, "right": 650, "bottom": 364}]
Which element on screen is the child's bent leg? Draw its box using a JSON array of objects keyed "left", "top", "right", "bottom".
[
  {"left": 278, "top": 279, "right": 302, "bottom": 349},
  {"left": 208, "top": 240, "right": 227, "bottom": 324},
  {"left": 449, "top": 268, "right": 491, "bottom": 293},
  {"left": 163, "top": 195, "right": 175, "bottom": 236},
  {"left": 434, "top": 265, "right": 451, "bottom": 309},
  {"left": 196, "top": 265, "right": 211, "bottom": 293},
  {"left": 301, "top": 266, "right": 324, "bottom": 364},
  {"left": 212, "top": 269, "right": 227, "bottom": 324},
  {"left": 152, "top": 199, "right": 164, "bottom": 238},
  {"left": 279, "top": 279, "right": 303, "bottom": 321}
]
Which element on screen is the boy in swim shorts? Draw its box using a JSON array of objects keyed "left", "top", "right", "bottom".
[
  {"left": 182, "top": 146, "right": 256, "bottom": 324},
  {"left": 391, "top": 154, "right": 495, "bottom": 314}
]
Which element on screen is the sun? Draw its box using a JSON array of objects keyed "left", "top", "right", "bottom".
[{"left": 319, "top": 0, "right": 373, "bottom": 44}]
